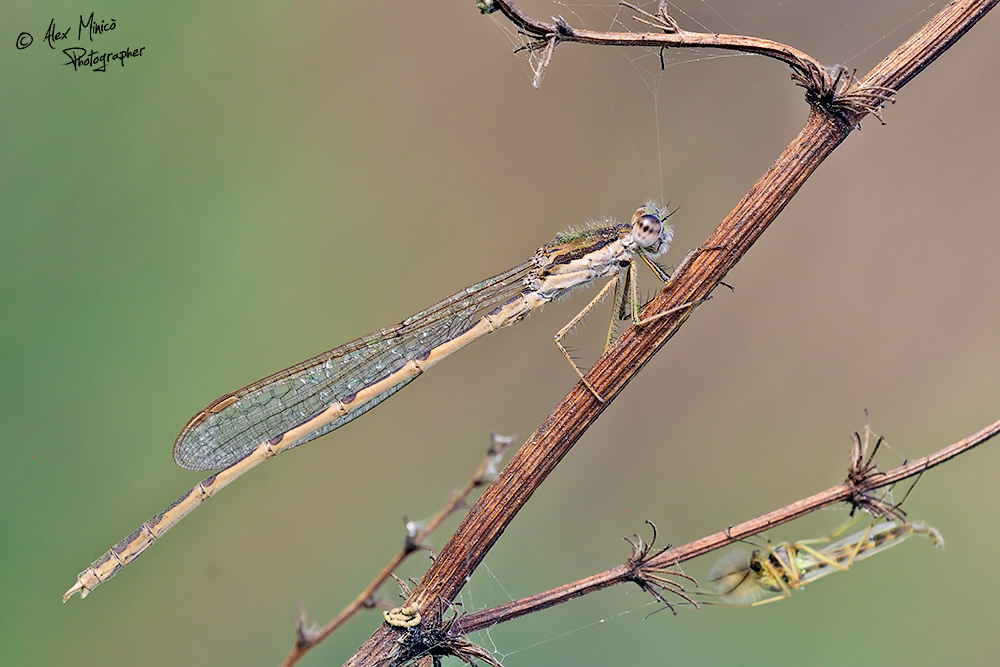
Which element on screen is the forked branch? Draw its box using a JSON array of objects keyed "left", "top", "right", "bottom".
[
  {"left": 446, "top": 415, "right": 1000, "bottom": 637},
  {"left": 345, "top": 1, "right": 998, "bottom": 664},
  {"left": 481, "top": 0, "right": 892, "bottom": 115}
]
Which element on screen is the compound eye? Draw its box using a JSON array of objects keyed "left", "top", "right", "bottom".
[{"left": 632, "top": 214, "right": 662, "bottom": 249}]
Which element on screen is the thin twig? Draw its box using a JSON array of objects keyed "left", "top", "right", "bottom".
[
  {"left": 643, "top": 415, "right": 1000, "bottom": 570},
  {"left": 281, "top": 435, "right": 513, "bottom": 666},
  {"left": 346, "top": 2, "right": 998, "bottom": 664},
  {"left": 487, "top": 0, "right": 859, "bottom": 109}
]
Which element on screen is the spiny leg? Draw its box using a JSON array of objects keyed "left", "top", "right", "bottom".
[
  {"left": 776, "top": 517, "right": 874, "bottom": 579},
  {"left": 639, "top": 251, "right": 672, "bottom": 283},
  {"left": 619, "top": 254, "right": 706, "bottom": 334},
  {"left": 628, "top": 256, "right": 643, "bottom": 327},
  {"left": 803, "top": 521, "right": 924, "bottom": 571},
  {"left": 748, "top": 546, "right": 799, "bottom": 606},
  {"left": 554, "top": 275, "right": 620, "bottom": 402},
  {"left": 797, "top": 514, "right": 868, "bottom": 546},
  {"left": 634, "top": 298, "right": 708, "bottom": 327},
  {"left": 633, "top": 252, "right": 710, "bottom": 327},
  {"left": 556, "top": 261, "right": 708, "bottom": 402},
  {"left": 744, "top": 587, "right": 793, "bottom": 607},
  {"left": 794, "top": 521, "right": 879, "bottom": 576},
  {"left": 606, "top": 259, "right": 633, "bottom": 351},
  {"left": 604, "top": 258, "right": 641, "bottom": 353},
  {"left": 772, "top": 541, "right": 806, "bottom": 586}
]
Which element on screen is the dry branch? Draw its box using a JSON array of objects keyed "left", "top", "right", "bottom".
[{"left": 342, "top": 1, "right": 999, "bottom": 664}]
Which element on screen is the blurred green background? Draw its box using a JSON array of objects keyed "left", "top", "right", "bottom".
[{"left": 3, "top": 1, "right": 999, "bottom": 665}]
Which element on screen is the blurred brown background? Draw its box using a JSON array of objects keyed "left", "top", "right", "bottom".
[{"left": 2, "top": 1, "right": 998, "bottom": 664}]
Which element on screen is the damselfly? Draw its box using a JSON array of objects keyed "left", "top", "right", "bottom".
[
  {"left": 64, "top": 203, "right": 689, "bottom": 601},
  {"left": 707, "top": 518, "right": 944, "bottom": 606}
]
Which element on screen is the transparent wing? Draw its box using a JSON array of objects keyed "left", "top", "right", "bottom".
[{"left": 172, "top": 260, "right": 535, "bottom": 470}]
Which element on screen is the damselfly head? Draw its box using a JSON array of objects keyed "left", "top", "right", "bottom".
[
  {"left": 631, "top": 202, "right": 674, "bottom": 255},
  {"left": 706, "top": 549, "right": 774, "bottom": 605}
]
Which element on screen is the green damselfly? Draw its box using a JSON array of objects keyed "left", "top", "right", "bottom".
[{"left": 707, "top": 518, "right": 944, "bottom": 606}]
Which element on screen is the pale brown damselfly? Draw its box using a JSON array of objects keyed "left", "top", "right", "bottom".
[{"left": 64, "top": 203, "right": 693, "bottom": 601}]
